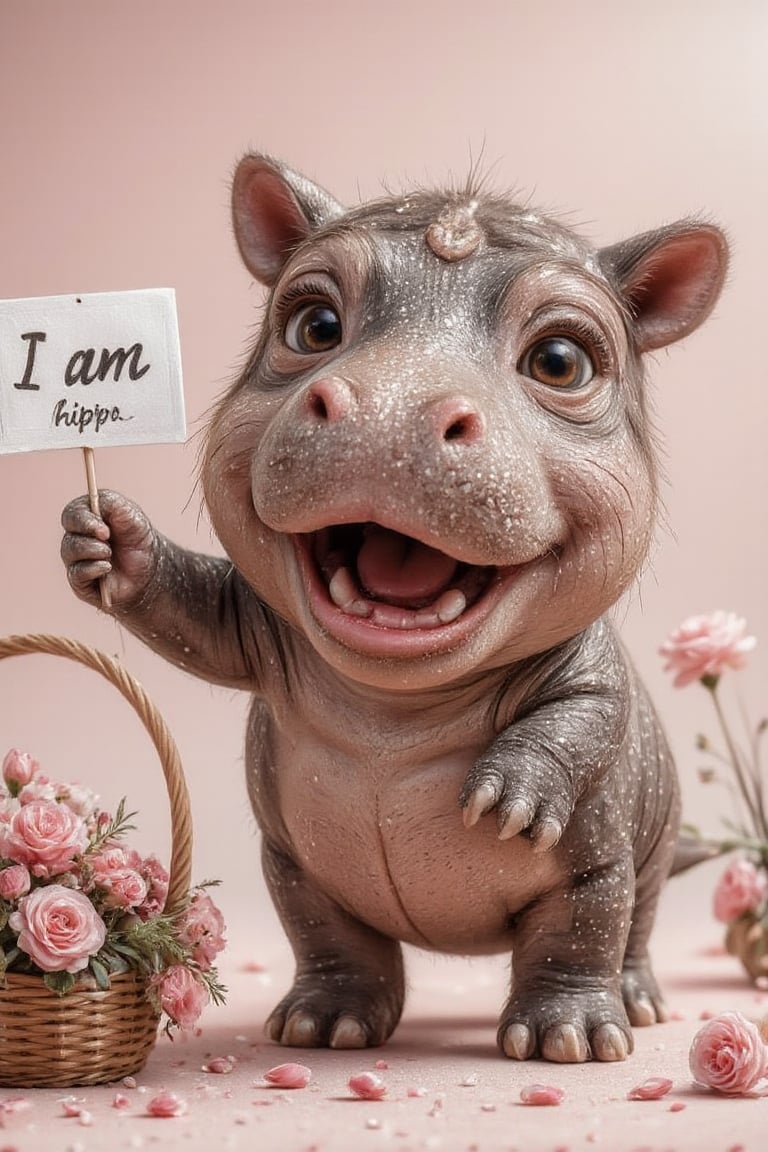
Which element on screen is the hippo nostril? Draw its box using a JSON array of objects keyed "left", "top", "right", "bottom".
[
  {"left": 308, "top": 390, "right": 329, "bottom": 421},
  {"left": 444, "top": 416, "right": 473, "bottom": 442},
  {"left": 437, "top": 402, "right": 485, "bottom": 446},
  {"left": 305, "top": 377, "right": 355, "bottom": 424}
]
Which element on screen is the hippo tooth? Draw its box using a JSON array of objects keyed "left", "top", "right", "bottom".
[
  {"left": 436, "top": 589, "right": 467, "bottom": 623},
  {"left": 329, "top": 567, "right": 373, "bottom": 617}
]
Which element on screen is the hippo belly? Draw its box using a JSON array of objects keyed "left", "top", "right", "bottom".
[{"left": 278, "top": 751, "right": 562, "bottom": 954}]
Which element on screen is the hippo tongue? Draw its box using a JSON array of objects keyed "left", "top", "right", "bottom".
[{"left": 356, "top": 525, "right": 459, "bottom": 606}]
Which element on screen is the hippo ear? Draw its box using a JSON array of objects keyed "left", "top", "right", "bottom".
[
  {"left": 598, "top": 222, "right": 728, "bottom": 352},
  {"left": 232, "top": 154, "right": 346, "bottom": 286}
]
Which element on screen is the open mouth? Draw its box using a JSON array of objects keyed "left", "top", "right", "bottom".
[{"left": 299, "top": 523, "right": 497, "bottom": 633}]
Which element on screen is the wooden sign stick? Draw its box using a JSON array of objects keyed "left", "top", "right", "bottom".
[{"left": 82, "top": 446, "right": 112, "bottom": 610}]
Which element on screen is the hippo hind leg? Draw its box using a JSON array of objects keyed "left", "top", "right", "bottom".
[
  {"left": 621, "top": 840, "right": 677, "bottom": 1026},
  {"left": 262, "top": 840, "right": 405, "bottom": 1048}
]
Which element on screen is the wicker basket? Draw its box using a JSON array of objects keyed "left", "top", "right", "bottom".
[{"left": 0, "top": 633, "right": 193, "bottom": 1088}]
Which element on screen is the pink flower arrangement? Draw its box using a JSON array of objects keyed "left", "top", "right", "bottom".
[
  {"left": 0, "top": 749, "right": 226, "bottom": 1032},
  {"left": 660, "top": 612, "right": 768, "bottom": 969},
  {"left": 689, "top": 1011, "right": 768, "bottom": 1095}
]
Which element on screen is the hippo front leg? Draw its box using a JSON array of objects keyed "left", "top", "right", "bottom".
[
  {"left": 501, "top": 851, "right": 635, "bottom": 1063},
  {"left": 262, "top": 840, "right": 405, "bottom": 1049}
]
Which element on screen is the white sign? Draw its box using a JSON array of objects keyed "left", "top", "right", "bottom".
[{"left": 0, "top": 289, "right": 185, "bottom": 453}]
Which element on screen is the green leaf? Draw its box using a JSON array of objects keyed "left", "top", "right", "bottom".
[
  {"left": 110, "top": 941, "right": 148, "bottom": 965},
  {"left": 43, "top": 971, "right": 76, "bottom": 997},
  {"left": 89, "top": 957, "right": 111, "bottom": 990},
  {"left": 99, "top": 949, "right": 131, "bottom": 974}
]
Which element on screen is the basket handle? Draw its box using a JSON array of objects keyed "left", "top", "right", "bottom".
[{"left": 0, "top": 634, "right": 193, "bottom": 913}]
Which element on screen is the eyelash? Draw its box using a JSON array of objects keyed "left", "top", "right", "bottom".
[{"left": 273, "top": 281, "right": 337, "bottom": 325}]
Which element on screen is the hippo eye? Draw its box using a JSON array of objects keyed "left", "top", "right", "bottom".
[
  {"left": 284, "top": 303, "right": 342, "bottom": 354},
  {"left": 521, "top": 336, "right": 593, "bottom": 389}
]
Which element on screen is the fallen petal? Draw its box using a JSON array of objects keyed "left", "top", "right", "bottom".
[
  {"left": 203, "top": 1056, "right": 236, "bottom": 1074},
  {"left": 146, "top": 1091, "right": 188, "bottom": 1118},
  {"left": 520, "top": 1083, "right": 564, "bottom": 1106},
  {"left": 349, "top": 1072, "right": 387, "bottom": 1100},
  {"left": 627, "top": 1077, "right": 673, "bottom": 1101},
  {"left": 263, "top": 1062, "right": 312, "bottom": 1089}
]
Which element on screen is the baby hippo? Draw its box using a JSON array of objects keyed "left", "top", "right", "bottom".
[{"left": 62, "top": 155, "right": 728, "bottom": 1063}]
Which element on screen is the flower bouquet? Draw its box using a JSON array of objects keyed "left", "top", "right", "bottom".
[
  {"left": 0, "top": 634, "right": 225, "bottom": 1087},
  {"left": 660, "top": 610, "right": 768, "bottom": 983}
]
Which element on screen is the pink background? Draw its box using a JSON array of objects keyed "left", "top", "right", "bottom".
[{"left": 1, "top": 3, "right": 767, "bottom": 1148}]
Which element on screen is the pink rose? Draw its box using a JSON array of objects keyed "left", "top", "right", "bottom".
[
  {"left": 689, "top": 1011, "right": 768, "bottom": 1095},
  {"left": 153, "top": 964, "right": 209, "bottom": 1030},
  {"left": 2, "top": 750, "right": 38, "bottom": 791},
  {"left": 660, "top": 611, "right": 756, "bottom": 688},
  {"left": 9, "top": 885, "right": 106, "bottom": 973},
  {"left": 176, "top": 891, "right": 226, "bottom": 969},
  {"left": 714, "top": 859, "right": 768, "bottom": 923},
  {"left": 0, "top": 863, "right": 32, "bottom": 901},
  {"left": 0, "top": 799, "right": 88, "bottom": 878}
]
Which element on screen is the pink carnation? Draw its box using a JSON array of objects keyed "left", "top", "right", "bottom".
[
  {"left": 9, "top": 884, "right": 106, "bottom": 973},
  {"left": 660, "top": 611, "right": 756, "bottom": 688},
  {"left": 17, "top": 777, "right": 57, "bottom": 805},
  {"left": 129, "top": 852, "right": 169, "bottom": 920},
  {"left": 0, "top": 799, "right": 88, "bottom": 878},
  {"left": 2, "top": 750, "right": 38, "bottom": 791},
  {"left": 714, "top": 859, "right": 768, "bottom": 923},
  {"left": 89, "top": 848, "right": 148, "bottom": 910},
  {"left": 0, "top": 863, "right": 32, "bottom": 901},
  {"left": 153, "top": 964, "right": 209, "bottom": 1030},
  {"left": 689, "top": 1011, "right": 768, "bottom": 1095},
  {"left": 176, "top": 890, "right": 226, "bottom": 969}
]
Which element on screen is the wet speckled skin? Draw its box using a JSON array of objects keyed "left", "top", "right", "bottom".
[{"left": 61, "top": 156, "right": 728, "bottom": 1062}]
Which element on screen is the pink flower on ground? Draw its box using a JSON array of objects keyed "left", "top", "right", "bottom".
[
  {"left": 660, "top": 611, "right": 756, "bottom": 688},
  {"left": 689, "top": 1011, "right": 768, "bottom": 1095},
  {"left": 176, "top": 890, "right": 226, "bottom": 969},
  {"left": 152, "top": 964, "right": 209, "bottom": 1030},
  {"left": 263, "top": 1062, "right": 312, "bottom": 1088},
  {"left": 714, "top": 859, "right": 768, "bottom": 923},
  {"left": 2, "top": 750, "right": 38, "bottom": 791},
  {"left": 0, "top": 799, "right": 88, "bottom": 878},
  {"left": 9, "top": 885, "right": 106, "bottom": 973},
  {"left": 0, "top": 863, "right": 32, "bottom": 901}
]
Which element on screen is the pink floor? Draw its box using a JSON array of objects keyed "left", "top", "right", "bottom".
[{"left": 1, "top": 868, "right": 765, "bottom": 1152}]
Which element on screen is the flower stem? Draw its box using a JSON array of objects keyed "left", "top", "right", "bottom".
[{"left": 707, "top": 682, "right": 767, "bottom": 840}]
